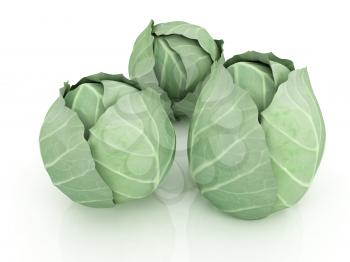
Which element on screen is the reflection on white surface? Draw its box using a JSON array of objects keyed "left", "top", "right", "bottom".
[
  {"left": 155, "top": 118, "right": 195, "bottom": 204},
  {"left": 155, "top": 158, "right": 189, "bottom": 204},
  {"left": 60, "top": 196, "right": 175, "bottom": 262},
  {"left": 187, "top": 194, "right": 303, "bottom": 262}
]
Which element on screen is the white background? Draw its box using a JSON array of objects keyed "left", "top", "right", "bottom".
[{"left": 1, "top": 0, "right": 349, "bottom": 261}]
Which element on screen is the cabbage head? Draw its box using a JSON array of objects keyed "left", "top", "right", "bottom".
[
  {"left": 128, "top": 20, "right": 223, "bottom": 118},
  {"left": 188, "top": 54, "right": 325, "bottom": 219},
  {"left": 39, "top": 73, "right": 176, "bottom": 207}
]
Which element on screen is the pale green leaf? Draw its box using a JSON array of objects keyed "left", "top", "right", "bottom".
[
  {"left": 71, "top": 72, "right": 138, "bottom": 89},
  {"left": 225, "top": 51, "right": 293, "bottom": 88},
  {"left": 261, "top": 68, "right": 326, "bottom": 210},
  {"left": 164, "top": 35, "right": 212, "bottom": 93},
  {"left": 101, "top": 80, "right": 138, "bottom": 108},
  {"left": 154, "top": 21, "right": 221, "bottom": 61},
  {"left": 226, "top": 62, "right": 276, "bottom": 112},
  {"left": 89, "top": 89, "right": 176, "bottom": 203},
  {"left": 225, "top": 51, "right": 294, "bottom": 72},
  {"left": 39, "top": 96, "right": 114, "bottom": 207},
  {"left": 188, "top": 64, "right": 277, "bottom": 219},
  {"left": 154, "top": 37, "right": 187, "bottom": 100},
  {"left": 269, "top": 61, "right": 291, "bottom": 87},
  {"left": 65, "top": 83, "right": 105, "bottom": 137},
  {"left": 68, "top": 72, "right": 140, "bottom": 107},
  {"left": 128, "top": 20, "right": 158, "bottom": 88},
  {"left": 225, "top": 51, "right": 294, "bottom": 112}
]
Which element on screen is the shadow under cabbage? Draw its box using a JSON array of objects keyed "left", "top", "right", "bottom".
[
  {"left": 187, "top": 193, "right": 303, "bottom": 262},
  {"left": 59, "top": 196, "right": 175, "bottom": 262}
]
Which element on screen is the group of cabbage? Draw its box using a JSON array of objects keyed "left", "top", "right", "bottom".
[{"left": 40, "top": 20, "right": 325, "bottom": 219}]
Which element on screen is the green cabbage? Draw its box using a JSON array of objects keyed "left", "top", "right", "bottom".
[
  {"left": 188, "top": 54, "right": 325, "bottom": 219},
  {"left": 39, "top": 73, "right": 176, "bottom": 207},
  {"left": 128, "top": 20, "right": 223, "bottom": 118}
]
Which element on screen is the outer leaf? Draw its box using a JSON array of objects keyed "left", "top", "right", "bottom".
[
  {"left": 153, "top": 37, "right": 187, "bottom": 100},
  {"left": 226, "top": 62, "right": 276, "bottom": 112},
  {"left": 225, "top": 51, "right": 294, "bottom": 112},
  {"left": 64, "top": 83, "right": 105, "bottom": 138},
  {"left": 68, "top": 72, "right": 141, "bottom": 110},
  {"left": 73, "top": 72, "right": 139, "bottom": 87},
  {"left": 101, "top": 80, "right": 138, "bottom": 108},
  {"left": 171, "top": 42, "right": 223, "bottom": 118},
  {"left": 261, "top": 68, "right": 326, "bottom": 210},
  {"left": 153, "top": 21, "right": 222, "bottom": 61},
  {"left": 39, "top": 96, "right": 114, "bottom": 207},
  {"left": 225, "top": 51, "right": 293, "bottom": 87},
  {"left": 128, "top": 20, "right": 158, "bottom": 88},
  {"left": 269, "top": 61, "right": 291, "bottom": 87},
  {"left": 188, "top": 64, "right": 277, "bottom": 219},
  {"left": 65, "top": 73, "right": 139, "bottom": 94},
  {"left": 64, "top": 73, "right": 140, "bottom": 138},
  {"left": 89, "top": 88, "right": 176, "bottom": 203},
  {"left": 225, "top": 51, "right": 295, "bottom": 72},
  {"left": 164, "top": 35, "right": 212, "bottom": 93},
  {"left": 153, "top": 85, "right": 176, "bottom": 121}
]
